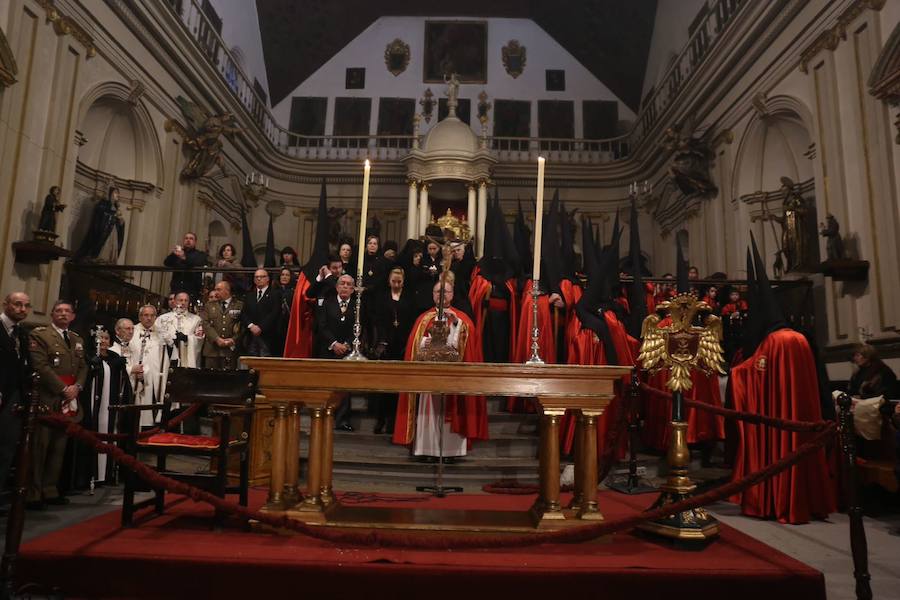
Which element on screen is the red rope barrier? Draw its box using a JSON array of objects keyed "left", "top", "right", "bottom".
[
  {"left": 639, "top": 382, "right": 829, "bottom": 432},
  {"left": 35, "top": 413, "right": 836, "bottom": 550}
]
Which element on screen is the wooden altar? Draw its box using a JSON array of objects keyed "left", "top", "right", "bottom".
[{"left": 240, "top": 358, "right": 631, "bottom": 532}]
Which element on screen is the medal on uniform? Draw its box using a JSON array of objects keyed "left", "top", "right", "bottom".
[{"left": 52, "top": 353, "right": 60, "bottom": 367}]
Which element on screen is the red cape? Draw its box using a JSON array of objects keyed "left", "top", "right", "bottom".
[
  {"left": 283, "top": 273, "right": 314, "bottom": 358},
  {"left": 641, "top": 369, "right": 726, "bottom": 451},
  {"left": 560, "top": 310, "right": 638, "bottom": 457},
  {"left": 729, "top": 328, "right": 836, "bottom": 523},
  {"left": 392, "top": 308, "right": 487, "bottom": 447}
]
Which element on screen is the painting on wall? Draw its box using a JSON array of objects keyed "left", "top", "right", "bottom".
[{"left": 424, "top": 21, "right": 487, "bottom": 83}]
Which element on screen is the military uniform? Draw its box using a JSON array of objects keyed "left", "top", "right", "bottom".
[
  {"left": 28, "top": 325, "right": 87, "bottom": 502},
  {"left": 201, "top": 298, "right": 244, "bottom": 369}
]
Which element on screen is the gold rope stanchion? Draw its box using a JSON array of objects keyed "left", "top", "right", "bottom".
[{"left": 637, "top": 292, "right": 725, "bottom": 542}]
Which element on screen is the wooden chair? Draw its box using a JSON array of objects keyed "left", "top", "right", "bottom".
[{"left": 117, "top": 367, "right": 258, "bottom": 528}]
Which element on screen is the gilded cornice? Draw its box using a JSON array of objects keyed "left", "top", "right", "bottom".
[
  {"left": 36, "top": 0, "right": 97, "bottom": 58},
  {"left": 799, "top": 0, "right": 885, "bottom": 73}
]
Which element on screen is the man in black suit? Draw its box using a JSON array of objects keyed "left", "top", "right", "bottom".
[
  {"left": 306, "top": 255, "right": 344, "bottom": 301},
  {"left": 0, "top": 292, "right": 32, "bottom": 505},
  {"left": 241, "top": 269, "right": 282, "bottom": 357},
  {"left": 163, "top": 232, "right": 210, "bottom": 299},
  {"left": 316, "top": 274, "right": 357, "bottom": 430}
]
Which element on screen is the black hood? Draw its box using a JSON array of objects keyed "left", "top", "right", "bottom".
[
  {"left": 742, "top": 232, "right": 787, "bottom": 356},
  {"left": 676, "top": 238, "right": 690, "bottom": 295},
  {"left": 539, "top": 190, "right": 563, "bottom": 295},
  {"left": 301, "top": 179, "right": 330, "bottom": 280},
  {"left": 575, "top": 215, "right": 620, "bottom": 365},
  {"left": 626, "top": 198, "right": 647, "bottom": 339}
]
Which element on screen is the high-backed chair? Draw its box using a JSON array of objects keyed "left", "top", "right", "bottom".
[{"left": 118, "top": 367, "right": 258, "bottom": 527}]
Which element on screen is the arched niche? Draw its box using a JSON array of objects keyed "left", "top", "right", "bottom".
[
  {"left": 69, "top": 82, "right": 164, "bottom": 258},
  {"left": 733, "top": 98, "right": 815, "bottom": 197}
]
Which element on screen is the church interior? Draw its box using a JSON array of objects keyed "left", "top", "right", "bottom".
[{"left": 1, "top": 0, "right": 900, "bottom": 598}]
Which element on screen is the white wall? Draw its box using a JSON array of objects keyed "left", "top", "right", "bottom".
[
  {"left": 207, "top": 0, "right": 270, "bottom": 105},
  {"left": 641, "top": 0, "right": 707, "bottom": 101},
  {"left": 272, "top": 16, "right": 635, "bottom": 138}
]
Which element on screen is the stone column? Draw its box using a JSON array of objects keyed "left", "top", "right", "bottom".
[
  {"left": 407, "top": 179, "right": 419, "bottom": 240},
  {"left": 419, "top": 183, "right": 431, "bottom": 237},
  {"left": 476, "top": 180, "right": 488, "bottom": 258},
  {"left": 467, "top": 183, "right": 477, "bottom": 243}
]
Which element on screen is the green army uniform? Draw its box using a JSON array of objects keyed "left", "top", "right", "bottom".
[
  {"left": 201, "top": 298, "right": 244, "bottom": 369},
  {"left": 28, "top": 325, "right": 88, "bottom": 502}
]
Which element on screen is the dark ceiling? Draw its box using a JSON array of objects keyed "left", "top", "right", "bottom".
[{"left": 255, "top": 0, "right": 658, "bottom": 112}]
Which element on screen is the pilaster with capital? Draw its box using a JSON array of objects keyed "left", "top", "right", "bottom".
[
  {"left": 466, "top": 183, "right": 477, "bottom": 243},
  {"left": 418, "top": 182, "right": 431, "bottom": 237},
  {"left": 476, "top": 180, "right": 489, "bottom": 258},
  {"left": 407, "top": 179, "right": 419, "bottom": 240}
]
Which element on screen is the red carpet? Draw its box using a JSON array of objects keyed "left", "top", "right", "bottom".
[{"left": 18, "top": 489, "right": 824, "bottom": 600}]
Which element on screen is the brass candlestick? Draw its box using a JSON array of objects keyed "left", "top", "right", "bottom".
[
  {"left": 637, "top": 292, "right": 724, "bottom": 541},
  {"left": 344, "top": 274, "right": 367, "bottom": 361}
]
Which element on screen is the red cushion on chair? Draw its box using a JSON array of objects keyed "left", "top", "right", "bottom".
[{"left": 137, "top": 433, "right": 221, "bottom": 449}]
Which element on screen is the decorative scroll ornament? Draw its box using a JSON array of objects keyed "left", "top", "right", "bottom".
[
  {"left": 384, "top": 38, "right": 410, "bottom": 76},
  {"left": 638, "top": 292, "right": 725, "bottom": 392},
  {"left": 168, "top": 96, "right": 241, "bottom": 179},
  {"left": 501, "top": 40, "right": 526, "bottom": 78},
  {"left": 420, "top": 88, "right": 435, "bottom": 124}
]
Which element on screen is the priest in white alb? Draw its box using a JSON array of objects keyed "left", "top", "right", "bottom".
[
  {"left": 392, "top": 280, "right": 487, "bottom": 462},
  {"left": 155, "top": 291, "right": 204, "bottom": 368},
  {"left": 128, "top": 305, "right": 173, "bottom": 427}
]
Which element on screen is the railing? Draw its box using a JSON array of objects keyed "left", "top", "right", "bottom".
[
  {"left": 629, "top": 0, "right": 748, "bottom": 147},
  {"left": 162, "top": 0, "right": 749, "bottom": 163}
]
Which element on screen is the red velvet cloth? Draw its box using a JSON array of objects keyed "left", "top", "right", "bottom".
[
  {"left": 729, "top": 328, "right": 837, "bottom": 524},
  {"left": 283, "top": 272, "right": 313, "bottom": 358},
  {"left": 138, "top": 433, "right": 220, "bottom": 449},
  {"left": 560, "top": 311, "right": 637, "bottom": 457},
  {"left": 17, "top": 489, "right": 826, "bottom": 600},
  {"left": 392, "top": 308, "right": 487, "bottom": 447}
]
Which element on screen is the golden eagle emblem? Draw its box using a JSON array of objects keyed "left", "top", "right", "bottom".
[{"left": 638, "top": 292, "right": 725, "bottom": 392}]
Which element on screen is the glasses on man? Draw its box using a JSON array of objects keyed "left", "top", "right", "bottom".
[{"left": 254, "top": 275, "right": 269, "bottom": 279}]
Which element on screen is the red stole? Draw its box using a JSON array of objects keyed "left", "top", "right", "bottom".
[
  {"left": 729, "top": 328, "right": 836, "bottom": 523},
  {"left": 392, "top": 308, "right": 487, "bottom": 447}
]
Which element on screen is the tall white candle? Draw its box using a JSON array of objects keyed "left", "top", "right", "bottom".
[
  {"left": 532, "top": 156, "right": 545, "bottom": 282},
  {"left": 356, "top": 159, "right": 371, "bottom": 277}
]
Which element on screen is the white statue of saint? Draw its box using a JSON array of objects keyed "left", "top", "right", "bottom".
[{"left": 444, "top": 73, "right": 460, "bottom": 116}]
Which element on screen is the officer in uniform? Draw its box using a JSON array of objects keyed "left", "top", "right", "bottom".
[
  {"left": 28, "top": 300, "right": 87, "bottom": 508},
  {"left": 202, "top": 280, "right": 244, "bottom": 369}
]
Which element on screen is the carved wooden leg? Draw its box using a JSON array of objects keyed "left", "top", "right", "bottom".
[
  {"left": 320, "top": 405, "right": 335, "bottom": 506},
  {"left": 577, "top": 411, "right": 603, "bottom": 520},
  {"left": 263, "top": 403, "right": 288, "bottom": 511},
  {"left": 534, "top": 408, "right": 565, "bottom": 525},
  {"left": 283, "top": 404, "right": 300, "bottom": 505},
  {"left": 536, "top": 406, "right": 548, "bottom": 511},
  {"left": 300, "top": 406, "right": 323, "bottom": 510},
  {"left": 568, "top": 411, "right": 585, "bottom": 509}
]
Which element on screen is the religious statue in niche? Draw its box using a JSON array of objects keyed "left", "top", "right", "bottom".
[
  {"left": 769, "top": 176, "right": 816, "bottom": 273},
  {"left": 327, "top": 206, "right": 349, "bottom": 250},
  {"left": 384, "top": 38, "right": 410, "bottom": 77},
  {"left": 501, "top": 40, "right": 526, "bottom": 79},
  {"left": 169, "top": 96, "right": 241, "bottom": 179},
  {"left": 73, "top": 186, "right": 126, "bottom": 263},
  {"left": 663, "top": 124, "right": 718, "bottom": 199},
  {"left": 34, "top": 186, "right": 66, "bottom": 242},
  {"left": 819, "top": 214, "right": 845, "bottom": 261}
]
